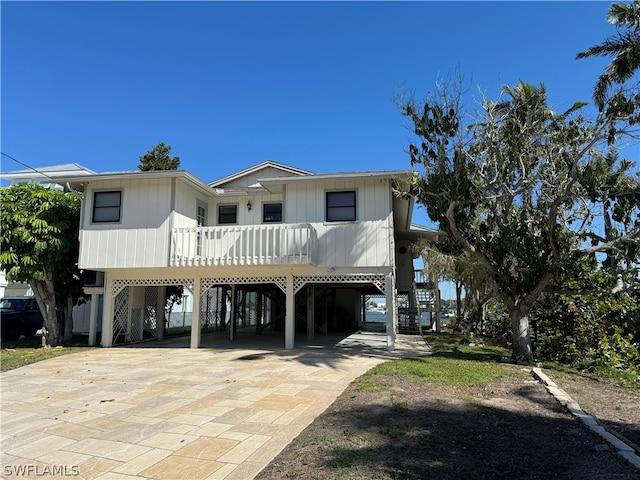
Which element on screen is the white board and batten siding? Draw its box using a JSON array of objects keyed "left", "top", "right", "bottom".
[
  {"left": 78, "top": 174, "right": 398, "bottom": 270},
  {"left": 79, "top": 178, "right": 174, "bottom": 269},
  {"left": 173, "top": 178, "right": 206, "bottom": 228},
  {"left": 285, "top": 178, "right": 394, "bottom": 268}
]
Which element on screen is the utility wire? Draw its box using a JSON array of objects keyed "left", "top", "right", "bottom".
[{"left": 1, "top": 151, "right": 58, "bottom": 183}]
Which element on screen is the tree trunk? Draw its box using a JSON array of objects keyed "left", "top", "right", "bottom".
[
  {"left": 508, "top": 300, "right": 533, "bottom": 363},
  {"left": 63, "top": 295, "right": 74, "bottom": 344},
  {"left": 31, "top": 277, "right": 61, "bottom": 347}
]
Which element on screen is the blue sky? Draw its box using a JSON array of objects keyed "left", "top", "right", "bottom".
[{"left": 2, "top": 1, "right": 623, "bottom": 187}]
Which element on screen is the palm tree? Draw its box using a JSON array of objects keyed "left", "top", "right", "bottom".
[{"left": 577, "top": 0, "right": 640, "bottom": 111}]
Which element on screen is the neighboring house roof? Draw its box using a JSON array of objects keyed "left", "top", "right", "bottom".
[
  {"left": 0, "top": 163, "right": 96, "bottom": 186},
  {"left": 208, "top": 161, "right": 313, "bottom": 189}
]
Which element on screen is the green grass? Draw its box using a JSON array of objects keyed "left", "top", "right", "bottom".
[
  {"left": 356, "top": 332, "right": 513, "bottom": 391},
  {"left": 1, "top": 335, "right": 95, "bottom": 372}
]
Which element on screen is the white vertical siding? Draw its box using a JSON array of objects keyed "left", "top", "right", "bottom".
[
  {"left": 79, "top": 178, "right": 174, "bottom": 269},
  {"left": 77, "top": 174, "right": 397, "bottom": 271},
  {"left": 285, "top": 178, "right": 393, "bottom": 268},
  {"left": 174, "top": 179, "right": 199, "bottom": 228}
]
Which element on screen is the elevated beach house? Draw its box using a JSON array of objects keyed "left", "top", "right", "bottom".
[{"left": 59, "top": 161, "right": 441, "bottom": 350}]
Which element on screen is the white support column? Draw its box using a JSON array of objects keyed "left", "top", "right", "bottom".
[
  {"left": 385, "top": 274, "right": 396, "bottom": 351},
  {"left": 88, "top": 292, "right": 100, "bottom": 347},
  {"left": 101, "top": 275, "right": 114, "bottom": 347},
  {"left": 157, "top": 286, "right": 166, "bottom": 341},
  {"left": 306, "top": 284, "right": 314, "bottom": 340},
  {"left": 285, "top": 274, "right": 295, "bottom": 349},
  {"left": 190, "top": 277, "right": 202, "bottom": 349}
]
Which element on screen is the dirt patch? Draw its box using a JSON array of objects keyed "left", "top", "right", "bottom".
[
  {"left": 256, "top": 366, "right": 639, "bottom": 480},
  {"left": 545, "top": 369, "right": 640, "bottom": 452}
]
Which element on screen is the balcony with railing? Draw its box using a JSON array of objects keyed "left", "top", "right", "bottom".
[{"left": 170, "top": 223, "right": 317, "bottom": 267}]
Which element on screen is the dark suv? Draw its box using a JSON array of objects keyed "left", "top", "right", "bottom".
[{"left": 0, "top": 296, "right": 45, "bottom": 342}]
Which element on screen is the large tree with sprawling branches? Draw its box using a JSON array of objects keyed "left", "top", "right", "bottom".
[
  {"left": 0, "top": 184, "right": 82, "bottom": 346},
  {"left": 401, "top": 80, "right": 639, "bottom": 363}
]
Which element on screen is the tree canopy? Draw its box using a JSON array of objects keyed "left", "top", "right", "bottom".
[
  {"left": 138, "top": 142, "right": 180, "bottom": 171},
  {"left": 0, "top": 184, "right": 82, "bottom": 346},
  {"left": 401, "top": 79, "right": 640, "bottom": 363}
]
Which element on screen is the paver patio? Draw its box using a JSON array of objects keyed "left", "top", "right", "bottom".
[{"left": 1, "top": 330, "right": 430, "bottom": 480}]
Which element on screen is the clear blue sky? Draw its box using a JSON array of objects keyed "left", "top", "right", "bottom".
[{"left": 2, "top": 1, "right": 623, "bottom": 185}]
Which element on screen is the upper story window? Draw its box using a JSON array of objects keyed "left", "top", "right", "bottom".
[
  {"left": 218, "top": 204, "right": 237, "bottom": 224},
  {"left": 263, "top": 203, "right": 282, "bottom": 223},
  {"left": 326, "top": 190, "right": 356, "bottom": 222},
  {"left": 92, "top": 191, "right": 122, "bottom": 223}
]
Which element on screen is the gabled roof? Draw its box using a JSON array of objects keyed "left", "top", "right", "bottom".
[{"left": 208, "top": 161, "right": 313, "bottom": 188}]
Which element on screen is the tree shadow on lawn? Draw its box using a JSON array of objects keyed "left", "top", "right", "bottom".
[
  {"left": 430, "top": 345, "right": 506, "bottom": 363},
  {"left": 257, "top": 380, "right": 639, "bottom": 480},
  {"left": 424, "top": 332, "right": 508, "bottom": 363}
]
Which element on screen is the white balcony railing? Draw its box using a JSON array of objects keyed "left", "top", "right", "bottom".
[{"left": 170, "top": 223, "right": 316, "bottom": 267}]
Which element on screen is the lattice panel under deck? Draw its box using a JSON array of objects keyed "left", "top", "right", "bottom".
[
  {"left": 112, "top": 278, "right": 194, "bottom": 297},
  {"left": 112, "top": 287, "right": 129, "bottom": 345},
  {"left": 293, "top": 274, "right": 387, "bottom": 294},
  {"left": 200, "top": 276, "right": 287, "bottom": 294},
  {"left": 130, "top": 308, "right": 143, "bottom": 342}
]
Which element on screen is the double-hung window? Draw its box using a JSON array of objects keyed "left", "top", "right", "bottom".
[
  {"left": 326, "top": 190, "right": 356, "bottom": 222},
  {"left": 92, "top": 191, "right": 122, "bottom": 223}
]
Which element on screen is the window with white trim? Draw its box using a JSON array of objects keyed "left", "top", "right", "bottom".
[{"left": 92, "top": 191, "right": 122, "bottom": 223}]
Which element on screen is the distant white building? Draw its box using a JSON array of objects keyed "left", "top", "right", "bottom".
[{"left": 0, "top": 162, "right": 96, "bottom": 190}]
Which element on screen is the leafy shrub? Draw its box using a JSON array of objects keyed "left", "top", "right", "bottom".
[
  {"left": 597, "top": 324, "right": 639, "bottom": 373},
  {"left": 530, "top": 289, "right": 639, "bottom": 373}
]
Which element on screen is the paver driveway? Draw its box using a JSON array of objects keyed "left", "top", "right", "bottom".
[{"left": 1, "top": 331, "right": 430, "bottom": 480}]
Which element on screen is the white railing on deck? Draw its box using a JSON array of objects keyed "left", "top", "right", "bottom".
[{"left": 170, "top": 223, "right": 316, "bottom": 267}]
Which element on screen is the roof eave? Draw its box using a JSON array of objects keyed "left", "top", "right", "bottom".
[
  {"left": 50, "top": 170, "right": 217, "bottom": 197},
  {"left": 259, "top": 170, "right": 414, "bottom": 193}
]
